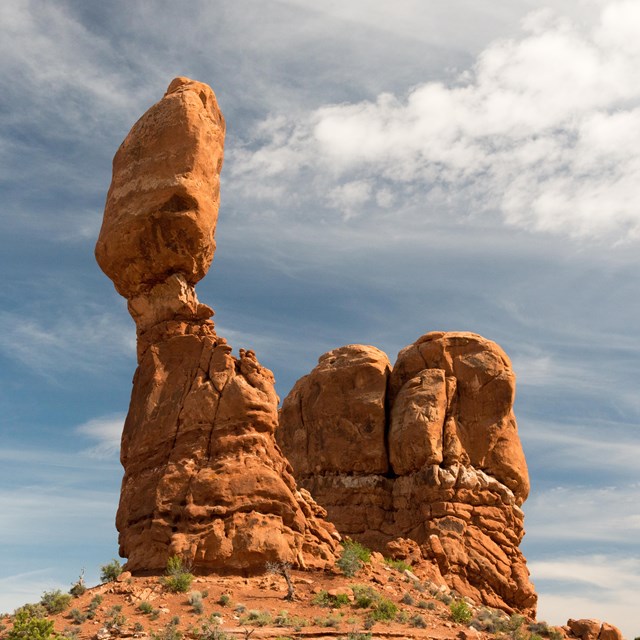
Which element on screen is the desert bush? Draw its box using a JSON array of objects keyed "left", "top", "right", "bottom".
[
  {"left": 40, "top": 590, "right": 72, "bottom": 614},
  {"left": 138, "top": 600, "right": 154, "bottom": 614},
  {"left": 449, "top": 599, "right": 472, "bottom": 624},
  {"left": 384, "top": 558, "right": 411, "bottom": 572},
  {"left": 86, "top": 595, "right": 102, "bottom": 620},
  {"left": 134, "top": 622, "right": 145, "bottom": 632},
  {"left": 400, "top": 592, "right": 414, "bottom": 605},
  {"left": 100, "top": 559, "right": 123, "bottom": 583},
  {"left": 14, "top": 603, "right": 48, "bottom": 619},
  {"left": 336, "top": 541, "right": 371, "bottom": 577},
  {"left": 68, "top": 570, "right": 86, "bottom": 598},
  {"left": 410, "top": 613, "right": 427, "bottom": 628},
  {"left": 151, "top": 621, "right": 183, "bottom": 640},
  {"left": 105, "top": 604, "right": 126, "bottom": 630},
  {"left": 351, "top": 585, "right": 380, "bottom": 609},
  {"left": 417, "top": 600, "right": 435, "bottom": 610},
  {"left": 312, "top": 590, "right": 350, "bottom": 608},
  {"left": 162, "top": 556, "right": 194, "bottom": 593},
  {"left": 68, "top": 608, "right": 86, "bottom": 624},
  {"left": 189, "top": 591, "right": 204, "bottom": 614},
  {"left": 240, "top": 610, "right": 272, "bottom": 627},
  {"left": 396, "top": 610, "right": 409, "bottom": 623},
  {"left": 217, "top": 593, "right": 230, "bottom": 607},
  {"left": 314, "top": 613, "right": 342, "bottom": 628},
  {"left": 7, "top": 608, "right": 61, "bottom": 640},
  {"left": 369, "top": 597, "right": 397, "bottom": 622},
  {"left": 266, "top": 561, "right": 296, "bottom": 601}
]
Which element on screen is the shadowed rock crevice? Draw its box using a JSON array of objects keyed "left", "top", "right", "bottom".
[
  {"left": 277, "top": 332, "right": 536, "bottom": 616},
  {"left": 96, "top": 77, "right": 339, "bottom": 574}
]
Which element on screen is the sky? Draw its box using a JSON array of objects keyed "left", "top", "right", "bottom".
[{"left": 1, "top": 0, "right": 639, "bottom": 635}]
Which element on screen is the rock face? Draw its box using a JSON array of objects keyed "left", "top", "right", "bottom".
[
  {"left": 96, "top": 77, "right": 338, "bottom": 573},
  {"left": 278, "top": 331, "right": 536, "bottom": 616}
]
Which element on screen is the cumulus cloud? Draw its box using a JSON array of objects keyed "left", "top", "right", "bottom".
[{"left": 229, "top": 1, "right": 640, "bottom": 242}]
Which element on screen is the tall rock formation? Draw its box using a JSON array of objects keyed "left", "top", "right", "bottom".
[
  {"left": 278, "top": 332, "right": 536, "bottom": 616},
  {"left": 96, "top": 77, "right": 338, "bottom": 573}
]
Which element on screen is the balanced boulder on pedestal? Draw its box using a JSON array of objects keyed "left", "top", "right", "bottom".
[{"left": 96, "top": 77, "right": 338, "bottom": 573}]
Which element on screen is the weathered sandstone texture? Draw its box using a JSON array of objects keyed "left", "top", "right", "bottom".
[
  {"left": 278, "top": 332, "right": 536, "bottom": 615},
  {"left": 96, "top": 77, "right": 338, "bottom": 573},
  {"left": 566, "top": 619, "right": 623, "bottom": 640}
]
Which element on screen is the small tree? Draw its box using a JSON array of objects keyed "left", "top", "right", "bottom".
[
  {"left": 265, "top": 561, "right": 295, "bottom": 601},
  {"left": 100, "top": 559, "right": 123, "bottom": 583}
]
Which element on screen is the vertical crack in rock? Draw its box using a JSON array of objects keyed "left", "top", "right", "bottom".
[
  {"left": 277, "top": 331, "right": 537, "bottom": 616},
  {"left": 96, "top": 77, "right": 339, "bottom": 574}
]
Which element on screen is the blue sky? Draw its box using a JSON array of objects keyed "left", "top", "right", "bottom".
[{"left": 1, "top": 0, "right": 639, "bottom": 635}]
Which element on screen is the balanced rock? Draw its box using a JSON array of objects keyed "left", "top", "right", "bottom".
[
  {"left": 278, "top": 331, "right": 536, "bottom": 615},
  {"left": 96, "top": 78, "right": 338, "bottom": 572}
]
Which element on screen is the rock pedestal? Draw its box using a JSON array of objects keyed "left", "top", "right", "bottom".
[
  {"left": 278, "top": 332, "right": 537, "bottom": 615},
  {"left": 96, "top": 78, "right": 338, "bottom": 573}
]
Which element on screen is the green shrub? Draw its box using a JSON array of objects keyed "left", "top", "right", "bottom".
[
  {"left": 100, "top": 559, "right": 123, "bottom": 583},
  {"left": 313, "top": 613, "right": 342, "bottom": 628},
  {"left": 138, "top": 601, "right": 154, "bottom": 614},
  {"left": 369, "top": 597, "right": 397, "bottom": 622},
  {"left": 86, "top": 595, "right": 102, "bottom": 620},
  {"left": 217, "top": 593, "right": 230, "bottom": 607},
  {"left": 336, "top": 540, "right": 371, "bottom": 577},
  {"left": 189, "top": 591, "right": 204, "bottom": 614},
  {"left": 400, "top": 592, "right": 414, "bottom": 605},
  {"left": 7, "top": 608, "right": 61, "bottom": 640},
  {"left": 385, "top": 558, "right": 411, "bottom": 572},
  {"left": 410, "top": 613, "right": 427, "bottom": 628},
  {"left": 14, "top": 603, "right": 48, "bottom": 619},
  {"left": 162, "top": 556, "right": 194, "bottom": 593},
  {"left": 351, "top": 585, "right": 380, "bottom": 609},
  {"left": 450, "top": 599, "right": 472, "bottom": 624},
  {"left": 40, "top": 590, "right": 72, "bottom": 614},
  {"left": 151, "top": 621, "right": 183, "bottom": 640},
  {"left": 105, "top": 604, "right": 126, "bottom": 630},
  {"left": 68, "top": 570, "right": 86, "bottom": 598},
  {"left": 134, "top": 622, "right": 144, "bottom": 633},
  {"left": 68, "top": 608, "right": 87, "bottom": 624},
  {"left": 417, "top": 600, "right": 434, "bottom": 610},
  {"left": 240, "top": 610, "right": 272, "bottom": 627},
  {"left": 312, "top": 590, "right": 350, "bottom": 608}
]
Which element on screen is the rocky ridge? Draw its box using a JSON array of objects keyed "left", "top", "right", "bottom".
[
  {"left": 95, "top": 77, "right": 338, "bottom": 573},
  {"left": 278, "top": 332, "right": 536, "bottom": 616}
]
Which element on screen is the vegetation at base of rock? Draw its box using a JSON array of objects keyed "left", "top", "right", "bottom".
[
  {"left": 100, "top": 559, "right": 123, "bottom": 583},
  {"left": 337, "top": 540, "right": 371, "bottom": 577},
  {"left": 217, "top": 593, "right": 230, "bottom": 606},
  {"left": 266, "top": 561, "right": 297, "bottom": 601},
  {"left": 385, "top": 558, "right": 411, "bottom": 572},
  {"left": 40, "top": 590, "right": 72, "bottom": 615},
  {"left": 450, "top": 598, "right": 473, "bottom": 624},
  {"left": 312, "top": 590, "right": 350, "bottom": 608},
  {"left": 162, "top": 556, "right": 194, "bottom": 593}
]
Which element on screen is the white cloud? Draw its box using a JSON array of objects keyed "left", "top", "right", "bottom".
[
  {"left": 0, "top": 308, "right": 134, "bottom": 378},
  {"left": 530, "top": 555, "right": 640, "bottom": 637},
  {"left": 76, "top": 414, "right": 125, "bottom": 458},
  {"left": 228, "top": 1, "right": 640, "bottom": 242},
  {"left": 525, "top": 484, "right": 640, "bottom": 542}
]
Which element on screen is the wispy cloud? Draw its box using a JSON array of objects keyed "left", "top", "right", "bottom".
[
  {"left": 530, "top": 555, "right": 640, "bottom": 636},
  {"left": 76, "top": 413, "right": 124, "bottom": 459},
  {"left": 0, "top": 307, "right": 134, "bottom": 378},
  {"left": 228, "top": 1, "right": 640, "bottom": 243}
]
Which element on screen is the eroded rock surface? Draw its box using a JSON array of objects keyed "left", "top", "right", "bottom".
[
  {"left": 97, "top": 77, "right": 338, "bottom": 573},
  {"left": 278, "top": 331, "right": 536, "bottom": 615}
]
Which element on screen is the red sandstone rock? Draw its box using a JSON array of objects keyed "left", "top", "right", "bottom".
[
  {"left": 567, "top": 619, "right": 623, "bottom": 640},
  {"left": 278, "top": 331, "right": 536, "bottom": 616},
  {"left": 97, "top": 78, "right": 339, "bottom": 573}
]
